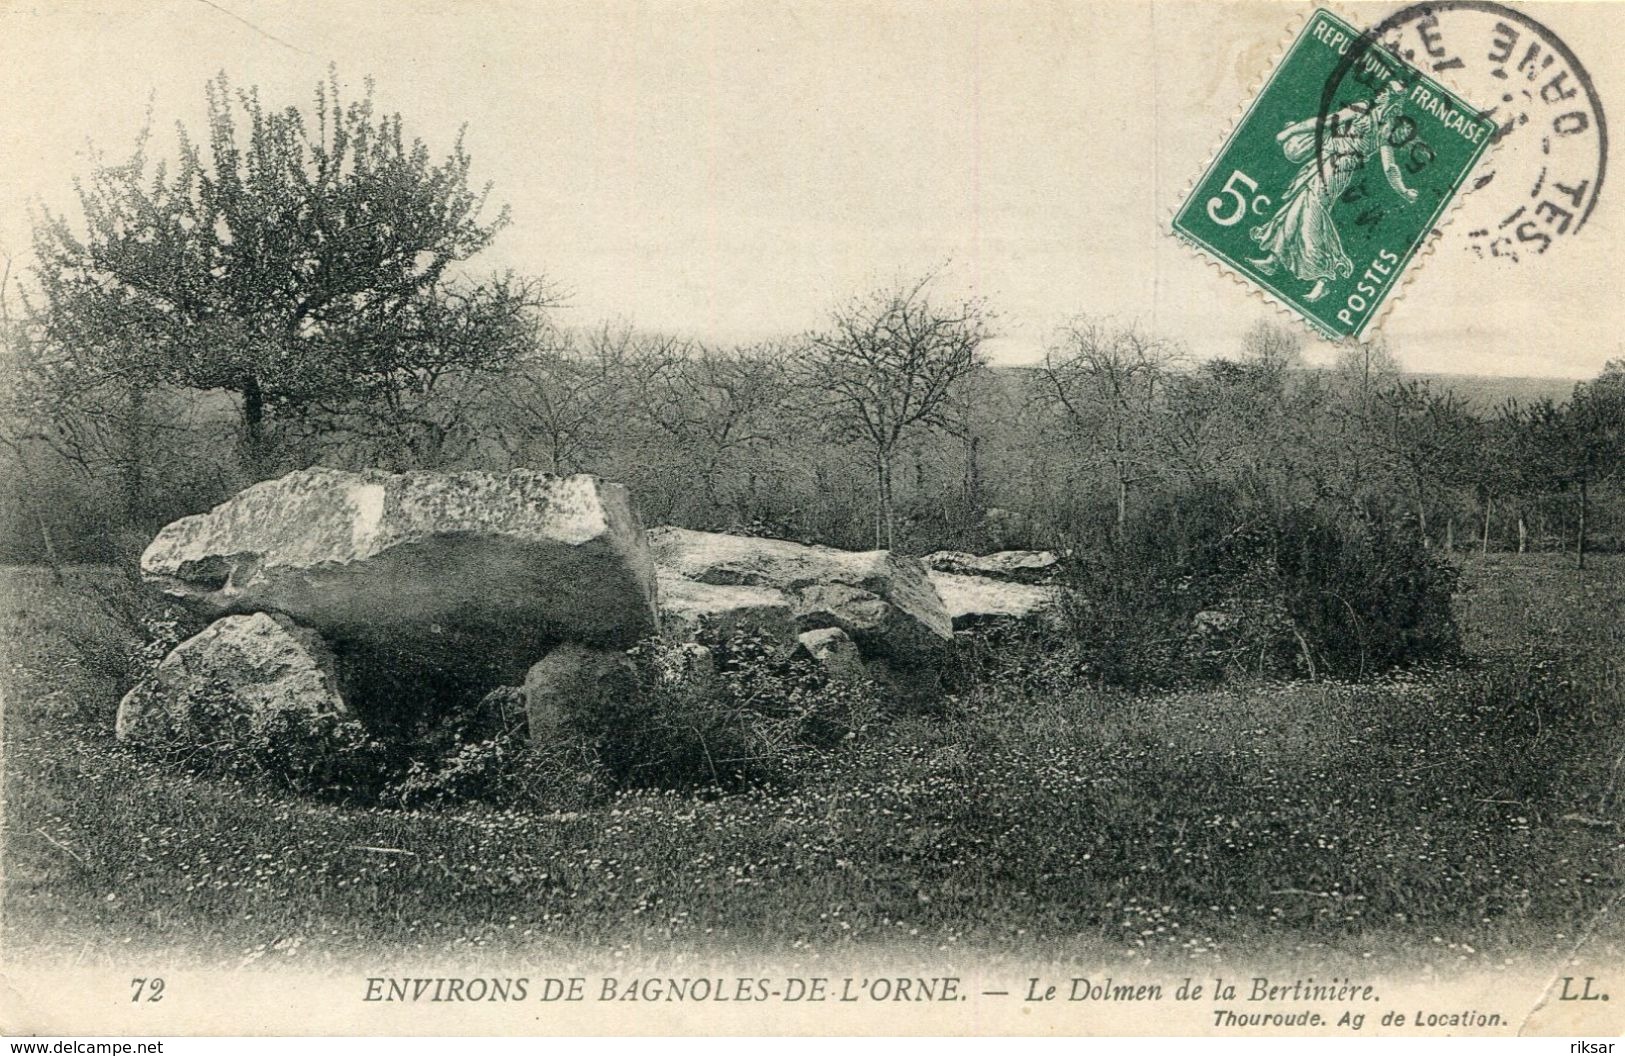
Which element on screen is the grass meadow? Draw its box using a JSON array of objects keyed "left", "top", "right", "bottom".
[{"left": 2, "top": 554, "right": 1621, "bottom": 971}]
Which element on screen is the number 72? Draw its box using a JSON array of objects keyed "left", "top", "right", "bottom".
[{"left": 130, "top": 977, "right": 165, "bottom": 1002}]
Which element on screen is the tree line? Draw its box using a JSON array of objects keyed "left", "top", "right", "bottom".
[{"left": 1, "top": 71, "right": 1620, "bottom": 566}]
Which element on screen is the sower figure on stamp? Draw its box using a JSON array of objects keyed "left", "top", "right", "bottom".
[{"left": 1248, "top": 79, "right": 1419, "bottom": 302}]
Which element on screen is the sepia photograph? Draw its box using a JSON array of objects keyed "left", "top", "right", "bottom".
[{"left": 0, "top": 0, "right": 1621, "bottom": 1040}]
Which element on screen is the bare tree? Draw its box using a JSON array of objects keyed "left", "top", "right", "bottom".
[
  {"left": 1368, "top": 380, "right": 1476, "bottom": 546},
  {"left": 1321, "top": 337, "right": 1401, "bottom": 512},
  {"left": 1240, "top": 318, "right": 1305, "bottom": 374},
  {"left": 488, "top": 322, "right": 645, "bottom": 475},
  {"left": 804, "top": 275, "right": 989, "bottom": 549},
  {"left": 1035, "top": 318, "right": 1184, "bottom": 539},
  {"left": 630, "top": 339, "right": 792, "bottom": 522}
]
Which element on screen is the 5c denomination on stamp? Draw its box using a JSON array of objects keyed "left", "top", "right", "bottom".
[{"left": 1172, "top": 8, "right": 1497, "bottom": 341}]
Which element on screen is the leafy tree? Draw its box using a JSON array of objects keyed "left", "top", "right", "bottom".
[
  {"left": 30, "top": 69, "right": 548, "bottom": 476},
  {"left": 2, "top": 257, "right": 235, "bottom": 559}
]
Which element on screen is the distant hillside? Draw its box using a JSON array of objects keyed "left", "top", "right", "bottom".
[
  {"left": 1404, "top": 373, "right": 1579, "bottom": 410},
  {"left": 986, "top": 365, "right": 1581, "bottom": 411}
]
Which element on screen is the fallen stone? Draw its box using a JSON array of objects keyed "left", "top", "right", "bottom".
[
  {"left": 923, "top": 549, "right": 1061, "bottom": 584},
  {"left": 928, "top": 571, "right": 1063, "bottom": 631},
  {"left": 522, "top": 642, "right": 638, "bottom": 742},
  {"left": 649, "top": 528, "right": 951, "bottom": 662},
  {"left": 656, "top": 570, "right": 798, "bottom": 648},
  {"left": 794, "top": 627, "right": 867, "bottom": 681},
  {"left": 116, "top": 612, "right": 350, "bottom": 746},
  {"left": 1193, "top": 610, "right": 1241, "bottom": 635}
]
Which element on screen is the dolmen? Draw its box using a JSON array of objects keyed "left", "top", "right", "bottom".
[{"left": 119, "top": 467, "right": 1064, "bottom": 763}]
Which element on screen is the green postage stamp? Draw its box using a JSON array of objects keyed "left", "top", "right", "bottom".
[{"left": 1172, "top": 8, "right": 1497, "bottom": 340}]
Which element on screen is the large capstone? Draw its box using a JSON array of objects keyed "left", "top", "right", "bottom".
[
  {"left": 648, "top": 527, "right": 952, "bottom": 663},
  {"left": 140, "top": 469, "right": 660, "bottom": 714},
  {"left": 116, "top": 612, "right": 351, "bottom": 748}
]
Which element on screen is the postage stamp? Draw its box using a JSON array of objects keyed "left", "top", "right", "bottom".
[{"left": 1171, "top": 8, "right": 1498, "bottom": 341}]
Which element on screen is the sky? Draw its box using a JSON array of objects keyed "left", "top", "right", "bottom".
[{"left": 0, "top": 0, "right": 1619, "bottom": 378}]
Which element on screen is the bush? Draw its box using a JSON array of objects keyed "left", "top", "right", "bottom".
[
  {"left": 387, "top": 687, "right": 606, "bottom": 810},
  {"left": 1266, "top": 506, "right": 1461, "bottom": 675},
  {"left": 938, "top": 620, "right": 1097, "bottom": 700},
  {"left": 55, "top": 570, "right": 205, "bottom": 705},
  {"left": 360, "top": 632, "right": 883, "bottom": 806},
  {"left": 389, "top": 732, "right": 606, "bottom": 811},
  {"left": 574, "top": 632, "right": 881, "bottom": 791},
  {"left": 1057, "top": 483, "right": 1461, "bottom": 687}
]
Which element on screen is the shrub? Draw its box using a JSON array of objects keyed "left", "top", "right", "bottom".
[
  {"left": 939, "top": 620, "right": 1098, "bottom": 699},
  {"left": 574, "top": 632, "right": 881, "bottom": 791},
  {"left": 388, "top": 732, "right": 606, "bottom": 810},
  {"left": 370, "top": 632, "right": 882, "bottom": 806},
  {"left": 387, "top": 688, "right": 606, "bottom": 810},
  {"left": 1056, "top": 483, "right": 1461, "bottom": 686},
  {"left": 1265, "top": 507, "right": 1461, "bottom": 675}
]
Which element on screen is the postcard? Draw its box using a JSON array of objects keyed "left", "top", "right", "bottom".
[{"left": 1, "top": 0, "right": 1621, "bottom": 1040}]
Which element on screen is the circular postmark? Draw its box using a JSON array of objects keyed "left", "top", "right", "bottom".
[{"left": 1316, "top": 2, "right": 1606, "bottom": 263}]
